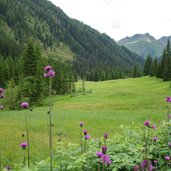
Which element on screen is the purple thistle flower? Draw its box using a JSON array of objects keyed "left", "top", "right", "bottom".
[
  {"left": 80, "top": 122, "right": 84, "bottom": 127},
  {"left": 133, "top": 165, "right": 139, "bottom": 171},
  {"left": 0, "top": 88, "right": 4, "bottom": 93},
  {"left": 102, "top": 154, "right": 112, "bottom": 164},
  {"left": 83, "top": 129, "right": 88, "bottom": 135},
  {"left": 46, "top": 70, "right": 55, "bottom": 77},
  {"left": 165, "top": 156, "right": 170, "bottom": 161},
  {"left": 169, "top": 143, "right": 171, "bottom": 148},
  {"left": 85, "top": 134, "right": 90, "bottom": 140},
  {"left": 152, "top": 137, "right": 158, "bottom": 142},
  {"left": 154, "top": 160, "right": 158, "bottom": 165},
  {"left": 20, "top": 142, "right": 28, "bottom": 150},
  {"left": 166, "top": 97, "right": 171, "bottom": 102},
  {"left": 144, "top": 120, "right": 150, "bottom": 127},
  {"left": 148, "top": 163, "right": 154, "bottom": 171},
  {"left": 152, "top": 124, "right": 156, "bottom": 130},
  {"left": 20, "top": 102, "right": 29, "bottom": 109},
  {"left": 44, "top": 65, "right": 52, "bottom": 72},
  {"left": 104, "top": 133, "right": 108, "bottom": 139},
  {"left": 0, "top": 93, "right": 5, "bottom": 98},
  {"left": 96, "top": 151, "right": 103, "bottom": 158},
  {"left": 102, "top": 145, "right": 107, "bottom": 154},
  {"left": 140, "top": 160, "right": 148, "bottom": 168}
]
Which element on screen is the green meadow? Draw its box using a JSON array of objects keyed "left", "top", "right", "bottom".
[{"left": 0, "top": 76, "right": 170, "bottom": 164}]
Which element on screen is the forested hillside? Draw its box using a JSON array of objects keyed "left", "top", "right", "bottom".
[{"left": 0, "top": 0, "right": 144, "bottom": 81}]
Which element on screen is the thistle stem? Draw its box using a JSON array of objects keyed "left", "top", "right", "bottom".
[
  {"left": 49, "top": 77, "right": 53, "bottom": 171},
  {"left": 81, "top": 127, "right": 83, "bottom": 154},
  {"left": 167, "top": 104, "right": 170, "bottom": 122},
  {"left": 84, "top": 140, "right": 86, "bottom": 152},
  {"left": 25, "top": 112, "right": 30, "bottom": 167},
  {"left": 23, "top": 149, "right": 26, "bottom": 167}
]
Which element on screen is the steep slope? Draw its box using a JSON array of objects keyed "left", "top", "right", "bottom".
[
  {"left": 118, "top": 33, "right": 171, "bottom": 58},
  {"left": 0, "top": 0, "right": 144, "bottom": 75}
]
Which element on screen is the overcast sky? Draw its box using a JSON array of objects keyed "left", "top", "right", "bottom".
[{"left": 49, "top": 0, "right": 171, "bottom": 41}]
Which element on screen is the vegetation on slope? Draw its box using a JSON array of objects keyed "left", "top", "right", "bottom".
[{"left": 0, "top": 0, "right": 144, "bottom": 79}]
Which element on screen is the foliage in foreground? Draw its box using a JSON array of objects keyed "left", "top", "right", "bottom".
[{"left": 3, "top": 117, "right": 171, "bottom": 171}]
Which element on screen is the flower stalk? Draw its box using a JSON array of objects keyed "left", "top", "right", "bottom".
[
  {"left": 21, "top": 102, "right": 30, "bottom": 168},
  {"left": 80, "top": 122, "right": 84, "bottom": 154},
  {"left": 44, "top": 65, "right": 55, "bottom": 171},
  {"left": 49, "top": 76, "right": 53, "bottom": 171},
  {"left": 24, "top": 111, "right": 30, "bottom": 167},
  {"left": 20, "top": 142, "right": 28, "bottom": 167}
]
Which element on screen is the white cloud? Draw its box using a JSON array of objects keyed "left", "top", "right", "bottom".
[{"left": 49, "top": 0, "right": 171, "bottom": 40}]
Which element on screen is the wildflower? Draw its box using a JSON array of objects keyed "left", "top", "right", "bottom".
[
  {"left": 152, "top": 137, "right": 158, "bottom": 142},
  {"left": 0, "top": 88, "right": 4, "bottom": 93},
  {"left": 44, "top": 65, "right": 52, "bottom": 72},
  {"left": 0, "top": 93, "right": 5, "bottom": 98},
  {"left": 140, "top": 160, "right": 148, "bottom": 168},
  {"left": 152, "top": 124, "right": 156, "bottom": 129},
  {"left": 102, "top": 145, "right": 107, "bottom": 154},
  {"left": 83, "top": 130, "right": 88, "bottom": 135},
  {"left": 80, "top": 122, "right": 84, "bottom": 127},
  {"left": 166, "top": 97, "right": 171, "bottom": 102},
  {"left": 20, "top": 102, "right": 29, "bottom": 109},
  {"left": 45, "top": 70, "right": 55, "bottom": 77},
  {"left": 148, "top": 163, "right": 154, "bottom": 171},
  {"left": 20, "top": 142, "right": 28, "bottom": 150},
  {"left": 102, "top": 154, "right": 112, "bottom": 164},
  {"left": 85, "top": 134, "right": 90, "bottom": 140},
  {"left": 144, "top": 120, "right": 150, "bottom": 127},
  {"left": 154, "top": 160, "right": 157, "bottom": 165},
  {"left": 104, "top": 133, "right": 108, "bottom": 139},
  {"left": 169, "top": 143, "right": 171, "bottom": 148},
  {"left": 96, "top": 151, "right": 103, "bottom": 158},
  {"left": 165, "top": 156, "right": 170, "bottom": 161},
  {"left": 133, "top": 165, "right": 139, "bottom": 171}
]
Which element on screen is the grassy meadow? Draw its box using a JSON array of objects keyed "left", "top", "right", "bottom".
[{"left": 0, "top": 76, "right": 170, "bottom": 164}]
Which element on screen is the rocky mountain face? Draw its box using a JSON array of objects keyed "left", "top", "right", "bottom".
[{"left": 118, "top": 33, "right": 171, "bottom": 58}]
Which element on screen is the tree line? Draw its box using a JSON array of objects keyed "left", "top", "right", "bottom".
[
  {"left": 143, "top": 40, "right": 171, "bottom": 81},
  {"left": 0, "top": 40, "right": 76, "bottom": 109}
]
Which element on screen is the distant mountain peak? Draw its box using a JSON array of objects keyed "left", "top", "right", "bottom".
[
  {"left": 119, "top": 33, "right": 156, "bottom": 44},
  {"left": 117, "top": 33, "right": 171, "bottom": 58}
]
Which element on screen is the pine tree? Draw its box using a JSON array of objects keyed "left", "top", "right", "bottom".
[
  {"left": 161, "top": 40, "right": 171, "bottom": 81},
  {"left": 143, "top": 55, "right": 153, "bottom": 76},
  {"left": 23, "top": 40, "right": 39, "bottom": 77},
  {"left": 152, "top": 58, "right": 158, "bottom": 76},
  {"left": 132, "top": 65, "right": 139, "bottom": 78}
]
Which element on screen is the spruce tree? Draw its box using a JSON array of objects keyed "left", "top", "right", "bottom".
[
  {"left": 132, "top": 65, "right": 139, "bottom": 78},
  {"left": 23, "top": 40, "right": 39, "bottom": 77},
  {"left": 143, "top": 55, "right": 153, "bottom": 76}
]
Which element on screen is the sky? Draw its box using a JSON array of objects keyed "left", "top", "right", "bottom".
[{"left": 49, "top": 0, "right": 171, "bottom": 41}]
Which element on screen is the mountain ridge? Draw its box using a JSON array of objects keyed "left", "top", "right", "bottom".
[{"left": 118, "top": 33, "right": 171, "bottom": 58}]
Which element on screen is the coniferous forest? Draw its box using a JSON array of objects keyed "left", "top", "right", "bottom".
[{"left": 143, "top": 40, "right": 171, "bottom": 81}]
